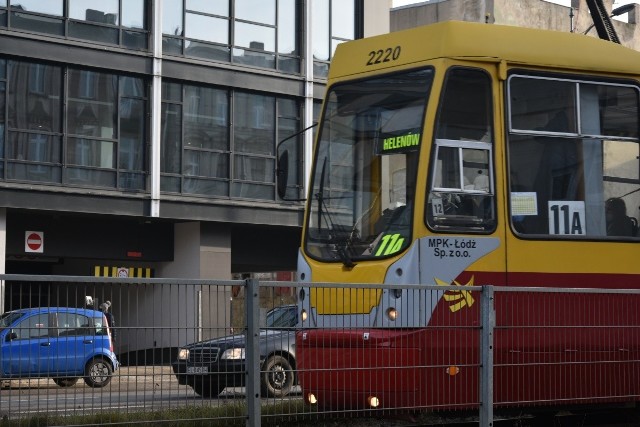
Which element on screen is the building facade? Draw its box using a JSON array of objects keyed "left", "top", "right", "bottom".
[
  {"left": 391, "top": 0, "right": 640, "bottom": 50},
  {"left": 0, "top": 0, "right": 391, "bottom": 360}
]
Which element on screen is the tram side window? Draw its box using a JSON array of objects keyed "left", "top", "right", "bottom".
[
  {"left": 426, "top": 68, "right": 495, "bottom": 232},
  {"left": 508, "top": 75, "right": 640, "bottom": 238}
]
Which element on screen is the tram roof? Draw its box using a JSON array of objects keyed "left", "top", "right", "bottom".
[{"left": 329, "top": 20, "right": 640, "bottom": 79}]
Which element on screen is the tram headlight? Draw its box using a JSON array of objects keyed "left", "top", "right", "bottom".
[
  {"left": 178, "top": 348, "right": 189, "bottom": 360},
  {"left": 367, "top": 396, "right": 380, "bottom": 408},
  {"left": 386, "top": 307, "right": 398, "bottom": 321},
  {"left": 301, "top": 309, "right": 308, "bottom": 322},
  {"left": 307, "top": 393, "right": 318, "bottom": 404}
]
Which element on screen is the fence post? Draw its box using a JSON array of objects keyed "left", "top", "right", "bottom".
[
  {"left": 245, "top": 278, "right": 261, "bottom": 427},
  {"left": 479, "top": 285, "right": 495, "bottom": 427}
]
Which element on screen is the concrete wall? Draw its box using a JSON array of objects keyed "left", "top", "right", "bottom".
[
  {"left": 571, "top": 0, "right": 640, "bottom": 49},
  {"left": 493, "top": 0, "right": 571, "bottom": 31},
  {"left": 103, "top": 222, "right": 234, "bottom": 359},
  {"left": 391, "top": 0, "right": 490, "bottom": 29},
  {"left": 365, "top": 0, "right": 393, "bottom": 36},
  {"left": 391, "top": 0, "right": 640, "bottom": 51}
]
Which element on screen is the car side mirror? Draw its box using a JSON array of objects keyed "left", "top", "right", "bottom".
[{"left": 6, "top": 331, "right": 17, "bottom": 341}]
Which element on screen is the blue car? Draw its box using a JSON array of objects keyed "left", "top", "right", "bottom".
[{"left": 0, "top": 307, "right": 118, "bottom": 388}]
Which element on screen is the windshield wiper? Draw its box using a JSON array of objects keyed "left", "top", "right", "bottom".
[
  {"left": 336, "top": 245, "right": 355, "bottom": 268},
  {"left": 315, "top": 157, "right": 356, "bottom": 268},
  {"left": 316, "top": 157, "right": 327, "bottom": 238}
]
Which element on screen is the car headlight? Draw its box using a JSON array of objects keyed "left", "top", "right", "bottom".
[
  {"left": 220, "top": 348, "right": 245, "bottom": 360},
  {"left": 178, "top": 348, "right": 189, "bottom": 360}
]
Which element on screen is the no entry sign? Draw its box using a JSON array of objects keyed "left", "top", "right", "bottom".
[{"left": 25, "top": 231, "right": 44, "bottom": 253}]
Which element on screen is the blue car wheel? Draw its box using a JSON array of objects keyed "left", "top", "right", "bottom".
[{"left": 84, "top": 358, "right": 113, "bottom": 388}]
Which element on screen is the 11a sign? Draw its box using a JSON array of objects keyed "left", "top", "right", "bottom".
[{"left": 548, "top": 201, "right": 586, "bottom": 235}]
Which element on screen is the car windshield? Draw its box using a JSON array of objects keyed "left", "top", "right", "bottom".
[
  {"left": 266, "top": 306, "right": 297, "bottom": 328},
  {"left": 304, "top": 68, "right": 433, "bottom": 265},
  {"left": 0, "top": 311, "right": 24, "bottom": 332}
]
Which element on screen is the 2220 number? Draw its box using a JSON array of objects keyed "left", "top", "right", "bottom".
[{"left": 366, "top": 46, "right": 401, "bottom": 66}]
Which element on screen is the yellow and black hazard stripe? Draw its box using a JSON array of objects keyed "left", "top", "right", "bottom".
[{"left": 93, "top": 266, "right": 153, "bottom": 278}]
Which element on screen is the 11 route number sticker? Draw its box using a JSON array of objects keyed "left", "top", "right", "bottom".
[{"left": 548, "top": 201, "right": 586, "bottom": 235}]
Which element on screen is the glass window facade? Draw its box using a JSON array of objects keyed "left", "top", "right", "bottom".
[
  {"left": 162, "top": 0, "right": 300, "bottom": 73},
  {"left": 0, "top": 59, "right": 147, "bottom": 190},
  {"left": 162, "top": 0, "right": 183, "bottom": 37},
  {"left": 0, "top": 1, "right": 363, "bottom": 206},
  {"left": 12, "top": 0, "right": 62, "bottom": 16},
  {"left": 0, "top": 0, "right": 148, "bottom": 50},
  {"left": 161, "top": 81, "right": 300, "bottom": 201},
  {"left": 0, "top": 1, "right": 360, "bottom": 74},
  {"left": 312, "top": 0, "right": 356, "bottom": 78}
]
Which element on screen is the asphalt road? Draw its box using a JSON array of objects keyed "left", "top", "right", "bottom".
[
  {"left": 0, "top": 366, "right": 302, "bottom": 418},
  {"left": 1, "top": 367, "right": 639, "bottom": 426}
]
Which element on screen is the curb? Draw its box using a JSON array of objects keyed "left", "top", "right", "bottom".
[{"left": 0, "top": 366, "right": 175, "bottom": 388}]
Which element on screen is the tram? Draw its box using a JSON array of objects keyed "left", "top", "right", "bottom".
[{"left": 277, "top": 20, "right": 640, "bottom": 410}]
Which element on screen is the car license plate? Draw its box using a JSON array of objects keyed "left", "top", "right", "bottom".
[{"left": 187, "top": 366, "right": 209, "bottom": 374}]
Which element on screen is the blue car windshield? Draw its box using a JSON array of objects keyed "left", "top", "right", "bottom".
[{"left": 0, "top": 312, "right": 24, "bottom": 332}]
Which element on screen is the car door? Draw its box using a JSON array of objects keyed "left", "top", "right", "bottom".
[
  {"left": 51, "top": 312, "right": 93, "bottom": 375},
  {"left": 3, "top": 313, "right": 53, "bottom": 377}
]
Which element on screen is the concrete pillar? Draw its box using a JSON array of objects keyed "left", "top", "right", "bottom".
[
  {"left": 199, "top": 223, "right": 232, "bottom": 340},
  {"left": 149, "top": 0, "right": 163, "bottom": 218},
  {"left": 158, "top": 222, "right": 201, "bottom": 278},
  {"left": 199, "top": 223, "right": 231, "bottom": 280},
  {"left": 630, "top": 6, "right": 640, "bottom": 25},
  {"left": 303, "top": 0, "right": 313, "bottom": 196},
  {"left": 150, "top": 222, "right": 232, "bottom": 352}
]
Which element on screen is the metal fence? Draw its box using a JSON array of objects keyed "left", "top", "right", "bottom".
[{"left": 1, "top": 275, "right": 640, "bottom": 426}]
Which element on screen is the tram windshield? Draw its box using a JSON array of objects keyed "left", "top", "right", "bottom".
[{"left": 304, "top": 69, "right": 433, "bottom": 265}]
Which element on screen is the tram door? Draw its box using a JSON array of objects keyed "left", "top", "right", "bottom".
[{"left": 425, "top": 65, "right": 506, "bottom": 292}]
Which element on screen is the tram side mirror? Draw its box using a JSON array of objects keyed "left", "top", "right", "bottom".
[
  {"left": 276, "top": 149, "right": 290, "bottom": 200},
  {"left": 277, "top": 125, "right": 312, "bottom": 201}
]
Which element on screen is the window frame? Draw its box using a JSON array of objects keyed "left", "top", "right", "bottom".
[
  {"left": 1, "top": 0, "right": 148, "bottom": 50},
  {"left": 431, "top": 139, "right": 494, "bottom": 194},
  {"left": 55, "top": 312, "right": 93, "bottom": 337},
  {"left": 11, "top": 313, "right": 51, "bottom": 340},
  {"left": 426, "top": 66, "right": 496, "bottom": 234},
  {"left": 312, "top": 0, "right": 359, "bottom": 80},
  {"left": 162, "top": 0, "right": 300, "bottom": 74},
  {"left": 159, "top": 80, "right": 301, "bottom": 202},
  {"left": 2, "top": 58, "right": 148, "bottom": 191},
  {"left": 508, "top": 74, "right": 640, "bottom": 142},
  {"left": 506, "top": 72, "right": 640, "bottom": 240}
]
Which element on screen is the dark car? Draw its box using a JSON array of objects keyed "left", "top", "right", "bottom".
[
  {"left": 172, "top": 304, "right": 298, "bottom": 398},
  {"left": 0, "top": 307, "right": 118, "bottom": 388}
]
